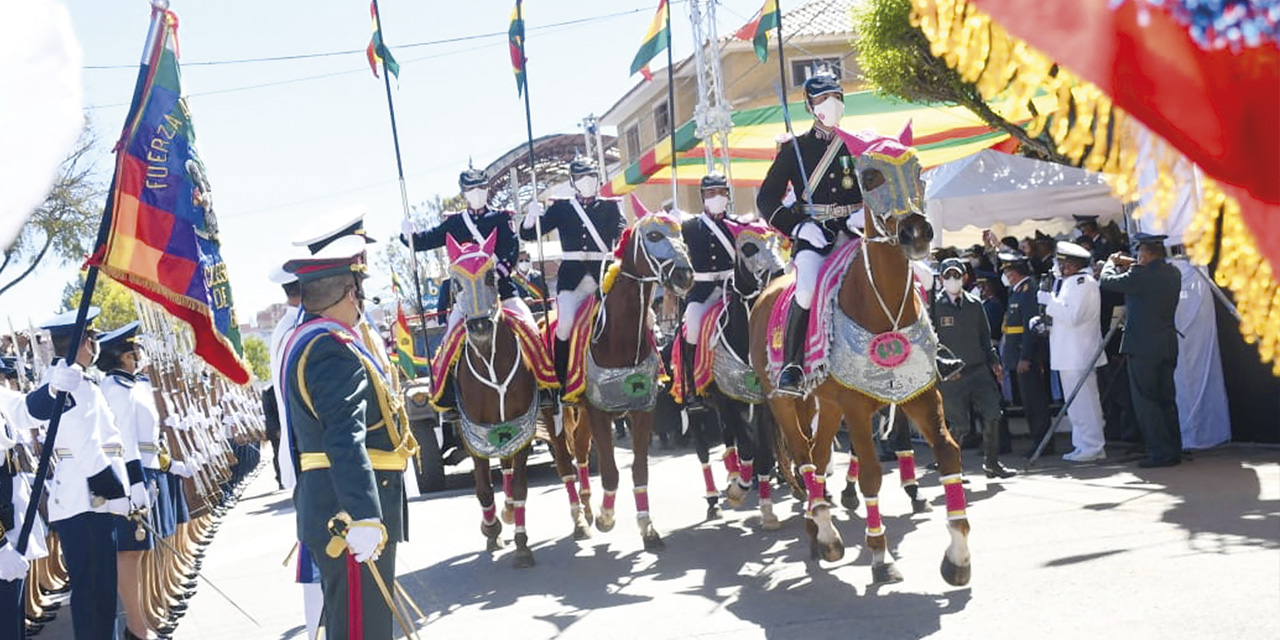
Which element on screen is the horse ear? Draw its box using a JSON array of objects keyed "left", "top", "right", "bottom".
[
  {"left": 628, "top": 193, "right": 649, "bottom": 219},
  {"left": 836, "top": 128, "right": 873, "bottom": 157},
  {"left": 482, "top": 230, "right": 497, "bottom": 256},
  {"left": 899, "top": 119, "right": 914, "bottom": 147},
  {"left": 445, "top": 234, "right": 461, "bottom": 262}
]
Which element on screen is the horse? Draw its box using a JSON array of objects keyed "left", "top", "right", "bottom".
[
  {"left": 749, "top": 124, "right": 972, "bottom": 586},
  {"left": 440, "top": 231, "right": 559, "bottom": 568},
  {"left": 677, "top": 220, "right": 786, "bottom": 530},
  {"left": 559, "top": 210, "right": 694, "bottom": 551}
]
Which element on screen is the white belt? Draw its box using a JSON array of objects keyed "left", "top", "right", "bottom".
[
  {"left": 54, "top": 448, "right": 72, "bottom": 460},
  {"left": 138, "top": 443, "right": 159, "bottom": 453},
  {"left": 103, "top": 444, "right": 124, "bottom": 457},
  {"left": 693, "top": 270, "right": 733, "bottom": 282},
  {"left": 802, "top": 204, "right": 860, "bottom": 222},
  {"left": 559, "top": 251, "right": 612, "bottom": 261}
]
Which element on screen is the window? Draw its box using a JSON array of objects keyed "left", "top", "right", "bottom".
[
  {"left": 654, "top": 102, "right": 671, "bottom": 140},
  {"left": 791, "top": 57, "right": 843, "bottom": 89},
  {"left": 625, "top": 124, "right": 641, "bottom": 162}
]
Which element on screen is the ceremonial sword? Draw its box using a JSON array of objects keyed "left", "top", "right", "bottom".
[{"left": 131, "top": 514, "right": 262, "bottom": 627}]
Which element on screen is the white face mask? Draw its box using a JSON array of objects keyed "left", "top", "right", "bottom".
[
  {"left": 942, "top": 277, "right": 964, "bottom": 295},
  {"left": 464, "top": 188, "right": 488, "bottom": 210},
  {"left": 517, "top": 260, "right": 531, "bottom": 273},
  {"left": 704, "top": 194, "right": 729, "bottom": 215},
  {"left": 811, "top": 97, "right": 844, "bottom": 128},
  {"left": 1001, "top": 273, "right": 1013, "bottom": 288},
  {"left": 573, "top": 175, "right": 599, "bottom": 198}
]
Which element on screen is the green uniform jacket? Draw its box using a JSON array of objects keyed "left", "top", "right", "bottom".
[
  {"left": 286, "top": 314, "right": 407, "bottom": 554},
  {"left": 1099, "top": 258, "right": 1182, "bottom": 358},
  {"left": 934, "top": 289, "right": 1000, "bottom": 370}
]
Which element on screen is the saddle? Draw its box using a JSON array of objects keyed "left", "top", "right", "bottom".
[
  {"left": 562, "top": 292, "right": 668, "bottom": 409},
  {"left": 428, "top": 309, "right": 558, "bottom": 411},
  {"left": 670, "top": 299, "right": 766, "bottom": 405},
  {"left": 765, "top": 238, "right": 862, "bottom": 387}
]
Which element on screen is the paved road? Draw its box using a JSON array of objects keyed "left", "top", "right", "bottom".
[{"left": 39, "top": 437, "right": 1280, "bottom": 640}]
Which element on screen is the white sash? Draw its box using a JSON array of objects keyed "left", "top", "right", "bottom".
[
  {"left": 568, "top": 198, "right": 610, "bottom": 254},
  {"left": 802, "top": 136, "right": 846, "bottom": 203},
  {"left": 699, "top": 213, "right": 735, "bottom": 258},
  {"left": 460, "top": 209, "right": 485, "bottom": 244}
]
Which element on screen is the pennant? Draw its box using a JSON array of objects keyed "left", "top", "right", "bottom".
[
  {"left": 87, "top": 7, "right": 250, "bottom": 384},
  {"left": 630, "top": 0, "right": 670, "bottom": 79},
  {"left": 509, "top": 0, "right": 527, "bottom": 96},
  {"left": 735, "top": 0, "right": 780, "bottom": 63},
  {"left": 366, "top": 1, "right": 399, "bottom": 79},
  {"left": 394, "top": 303, "right": 419, "bottom": 381}
]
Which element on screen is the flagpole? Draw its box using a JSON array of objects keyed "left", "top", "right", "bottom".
[
  {"left": 774, "top": 0, "right": 787, "bottom": 91},
  {"left": 370, "top": 0, "right": 430, "bottom": 368},
  {"left": 515, "top": 0, "right": 550, "bottom": 326},
  {"left": 666, "top": 2, "right": 678, "bottom": 211}
]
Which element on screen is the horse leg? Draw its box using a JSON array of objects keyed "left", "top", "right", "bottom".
[
  {"left": 723, "top": 401, "right": 751, "bottom": 510},
  {"left": 807, "top": 398, "right": 846, "bottom": 563},
  {"left": 690, "top": 407, "right": 721, "bottom": 519},
  {"left": 840, "top": 451, "right": 861, "bottom": 512},
  {"left": 585, "top": 405, "right": 620, "bottom": 533},
  {"left": 500, "top": 460, "right": 516, "bottom": 525},
  {"left": 472, "top": 456, "right": 503, "bottom": 551},
  {"left": 547, "top": 410, "right": 591, "bottom": 540},
  {"left": 569, "top": 408, "right": 596, "bottom": 526},
  {"left": 843, "top": 397, "right": 903, "bottom": 584},
  {"left": 889, "top": 409, "right": 931, "bottom": 514},
  {"left": 629, "top": 410, "right": 664, "bottom": 551},
  {"left": 751, "top": 404, "right": 782, "bottom": 531},
  {"left": 510, "top": 448, "right": 535, "bottom": 568},
  {"left": 902, "top": 391, "right": 971, "bottom": 587}
]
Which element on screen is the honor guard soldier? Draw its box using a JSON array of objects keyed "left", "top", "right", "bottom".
[
  {"left": 934, "top": 259, "right": 1016, "bottom": 478},
  {"left": 1038, "top": 242, "right": 1107, "bottom": 462},
  {"left": 520, "top": 156, "right": 626, "bottom": 389},
  {"left": 679, "top": 173, "right": 736, "bottom": 409},
  {"left": 996, "top": 254, "right": 1053, "bottom": 456},
  {"left": 1100, "top": 233, "right": 1183, "bottom": 468},
  {"left": 1073, "top": 215, "right": 1114, "bottom": 262},
  {"left": 24, "top": 308, "right": 132, "bottom": 640},
  {"left": 511, "top": 249, "right": 549, "bottom": 311},
  {"left": 281, "top": 237, "right": 418, "bottom": 639},
  {"left": 0, "top": 396, "right": 32, "bottom": 640},
  {"left": 756, "top": 70, "right": 863, "bottom": 393}
]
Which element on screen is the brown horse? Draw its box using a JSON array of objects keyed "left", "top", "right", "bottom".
[
  {"left": 750, "top": 125, "right": 972, "bottom": 586},
  {"left": 445, "top": 232, "right": 554, "bottom": 568},
  {"left": 560, "top": 211, "right": 694, "bottom": 550}
]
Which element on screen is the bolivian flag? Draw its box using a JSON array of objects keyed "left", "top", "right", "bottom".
[
  {"left": 366, "top": 1, "right": 399, "bottom": 79},
  {"left": 509, "top": 0, "right": 527, "bottom": 96},
  {"left": 630, "top": 0, "right": 670, "bottom": 81},
  {"left": 735, "top": 0, "right": 780, "bottom": 63},
  {"left": 394, "top": 304, "right": 421, "bottom": 381}
]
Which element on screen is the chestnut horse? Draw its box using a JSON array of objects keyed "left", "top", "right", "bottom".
[
  {"left": 749, "top": 125, "right": 972, "bottom": 586},
  {"left": 560, "top": 211, "right": 694, "bottom": 551}
]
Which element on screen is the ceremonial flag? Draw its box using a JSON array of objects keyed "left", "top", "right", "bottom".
[
  {"left": 87, "top": 7, "right": 250, "bottom": 384},
  {"left": 393, "top": 304, "right": 420, "bottom": 380},
  {"left": 734, "top": 0, "right": 780, "bottom": 63},
  {"left": 366, "top": 1, "right": 399, "bottom": 79},
  {"left": 630, "top": 0, "right": 670, "bottom": 81},
  {"left": 509, "top": 0, "right": 527, "bottom": 96}
]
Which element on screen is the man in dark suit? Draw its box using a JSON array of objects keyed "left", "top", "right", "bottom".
[
  {"left": 1073, "top": 215, "right": 1115, "bottom": 262},
  {"left": 1099, "top": 232, "right": 1183, "bottom": 468},
  {"left": 997, "top": 253, "right": 1053, "bottom": 456}
]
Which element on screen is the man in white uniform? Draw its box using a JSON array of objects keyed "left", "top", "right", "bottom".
[{"left": 1039, "top": 242, "right": 1107, "bottom": 461}]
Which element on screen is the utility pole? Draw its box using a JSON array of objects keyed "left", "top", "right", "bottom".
[{"left": 688, "top": 0, "right": 735, "bottom": 207}]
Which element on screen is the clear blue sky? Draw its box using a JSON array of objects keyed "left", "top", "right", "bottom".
[{"left": 7, "top": 0, "right": 775, "bottom": 329}]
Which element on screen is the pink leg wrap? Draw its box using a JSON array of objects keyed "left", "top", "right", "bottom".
[
  {"left": 577, "top": 462, "right": 591, "bottom": 495},
  {"left": 562, "top": 476, "right": 580, "bottom": 505},
  {"left": 634, "top": 486, "right": 650, "bottom": 514},
  {"left": 723, "top": 447, "right": 740, "bottom": 478},
  {"left": 738, "top": 460, "right": 755, "bottom": 488},
  {"left": 482, "top": 504, "right": 497, "bottom": 525},
  {"left": 513, "top": 502, "right": 526, "bottom": 530},
  {"left": 942, "top": 474, "right": 968, "bottom": 520},
  {"left": 757, "top": 475, "right": 772, "bottom": 501},
  {"left": 896, "top": 451, "right": 918, "bottom": 486},
  {"left": 865, "top": 497, "right": 884, "bottom": 536},
  {"left": 846, "top": 456, "right": 860, "bottom": 483},
  {"left": 701, "top": 463, "right": 717, "bottom": 496},
  {"left": 502, "top": 468, "right": 514, "bottom": 497},
  {"left": 602, "top": 490, "right": 617, "bottom": 511},
  {"left": 800, "top": 465, "right": 824, "bottom": 509}
]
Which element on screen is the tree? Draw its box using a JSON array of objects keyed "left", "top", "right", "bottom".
[
  {"left": 241, "top": 335, "right": 270, "bottom": 382},
  {"left": 62, "top": 273, "right": 139, "bottom": 329},
  {"left": 851, "top": 0, "right": 1067, "bottom": 163},
  {"left": 1, "top": 122, "right": 105, "bottom": 297},
  {"left": 375, "top": 193, "right": 464, "bottom": 311}
]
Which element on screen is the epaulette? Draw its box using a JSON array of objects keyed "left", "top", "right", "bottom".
[{"left": 1076, "top": 275, "right": 1086, "bottom": 284}]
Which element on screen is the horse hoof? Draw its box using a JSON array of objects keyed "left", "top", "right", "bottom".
[
  {"left": 941, "top": 555, "right": 971, "bottom": 586},
  {"left": 596, "top": 511, "right": 616, "bottom": 533},
  {"left": 872, "top": 562, "right": 905, "bottom": 585},
  {"left": 581, "top": 501, "right": 595, "bottom": 526},
  {"left": 726, "top": 484, "right": 748, "bottom": 509},
  {"left": 481, "top": 519, "right": 503, "bottom": 541},
  {"left": 705, "top": 504, "right": 721, "bottom": 521},
  {"left": 502, "top": 504, "right": 515, "bottom": 525},
  {"left": 643, "top": 533, "right": 665, "bottom": 552},
  {"left": 572, "top": 524, "right": 592, "bottom": 541},
  {"left": 485, "top": 536, "right": 505, "bottom": 552},
  {"left": 513, "top": 549, "right": 536, "bottom": 568},
  {"left": 840, "top": 487, "right": 860, "bottom": 512},
  {"left": 911, "top": 498, "right": 932, "bottom": 515},
  {"left": 822, "top": 539, "right": 845, "bottom": 563},
  {"left": 760, "top": 504, "right": 782, "bottom": 531}
]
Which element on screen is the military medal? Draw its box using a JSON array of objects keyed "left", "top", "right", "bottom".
[{"left": 840, "top": 156, "right": 855, "bottom": 190}]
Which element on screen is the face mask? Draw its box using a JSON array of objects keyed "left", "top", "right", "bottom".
[
  {"left": 811, "top": 98, "right": 843, "bottom": 128},
  {"left": 464, "top": 188, "right": 488, "bottom": 210},
  {"left": 942, "top": 277, "right": 964, "bottom": 295},
  {"left": 1001, "top": 273, "right": 1013, "bottom": 288},
  {"left": 704, "top": 194, "right": 729, "bottom": 215},
  {"left": 574, "top": 175, "right": 599, "bottom": 198},
  {"left": 517, "top": 260, "right": 531, "bottom": 273}
]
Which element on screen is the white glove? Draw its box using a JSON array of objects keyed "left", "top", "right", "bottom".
[
  {"left": 1036, "top": 290, "right": 1053, "bottom": 305},
  {"left": 169, "top": 460, "right": 193, "bottom": 478},
  {"left": 106, "top": 497, "right": 130, "bottom": 516},
  {"left": 129, "top": 483, "right": 149, "bottom": 510},
  {"left": 0, "top": 545, "right": 30, "bottom": 581},
  {"left": 522, "top": 201, "right": 544, "bottom": 229},
  {"left": 845, "top": 210, "right": 864, "bottom": 234},
  {"left": 345, "top": 518, "right": 388, "bottom": 563},
  {"left": 49, "top": 361, "right": 83, "bottom": 395},
  {"left": 400, "top": 218, "right": 419, "bottom": 242},
  {"left": 796, "top": 221, "right": 828, "bottom": 249}
]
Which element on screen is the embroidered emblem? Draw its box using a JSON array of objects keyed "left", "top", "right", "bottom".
[{"left": 868, "top": 332, "right": 912, "bottom": 368}]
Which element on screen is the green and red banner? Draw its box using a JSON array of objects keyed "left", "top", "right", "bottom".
[{"left": 630, "top": 0, "right": 670, "bottom": 81}]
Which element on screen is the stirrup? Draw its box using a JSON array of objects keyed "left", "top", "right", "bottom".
[{"left": 775, "top": 365, "right": 806, "bottom": 397}]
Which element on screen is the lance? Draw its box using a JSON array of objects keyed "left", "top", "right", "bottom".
[
  {"left": 513, "top": 0, "right": 551, "bottom": 327},
  {"left": 666, "top": 1, "right": 678, "bottom": 210}
]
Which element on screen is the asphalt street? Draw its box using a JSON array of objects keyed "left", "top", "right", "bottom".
[{"left": 37, "top": 435, "right": 1280, "bottom": 640}]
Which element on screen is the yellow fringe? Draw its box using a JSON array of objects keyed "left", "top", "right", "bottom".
[
  {"left": 600, "top": 263, "right": 621, "bottom": 295},
  {"left": 911, "top": 0, "right": 1279, "bottom": 375}
]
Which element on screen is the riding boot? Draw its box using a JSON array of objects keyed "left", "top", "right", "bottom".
[
  {"left": 981, "top": 418, "right": 1016, "bottom": 479},
  {"left": 681, "top": 339, "right": 705, "bottom": 412},
  {"left": 777, "top": 301, "right": 809, "bottom": 394},
  {"left": 555, "top": 337, "right": 575, "bottom": 406},
  {"left": 437, "top": 371, "right": 460, "bottom": 423}
]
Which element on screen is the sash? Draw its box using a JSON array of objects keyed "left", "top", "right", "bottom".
[
  {"left": 568, "top": 198, "right": 610, "bottom": 254},
  {"left": 460, "top": 210, "right": 485, "bottom": 245},
  {"left": 802, "top": 135, "right": 846, "bottom": 203},
  {"left": 699, "top": 213, "right": 735, "bottom": 258}
]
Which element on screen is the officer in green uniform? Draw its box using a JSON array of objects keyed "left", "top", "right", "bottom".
[
  {"left": 1099, "top": 233, "right": 1183, "bottom": 468},
  {"left": 281, "top": 236, "right": 418, "bottom": 639},
  {"left": 997, "top": 252, "right": 1053, "bottom": 456}
]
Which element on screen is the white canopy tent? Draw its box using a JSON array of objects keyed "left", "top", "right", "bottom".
[{"left": 923, "top": 149, "right": 1125, "bottom": 247}]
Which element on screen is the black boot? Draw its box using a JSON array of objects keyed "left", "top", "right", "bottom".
[
  {"left": 777, "top": 301, "right": 809, "bottom": 395},
  {"left": 437, "top": 371, "right": 460, "bottom": 423},
  {"left": 982, "top": 418, "right": 1016, "bottom": 478},
  {"left": 554, "top": 337, "right": 574, "bottom": 406},
  {"left": 681, "top": 339, "right": 705, "bottom": 412}
]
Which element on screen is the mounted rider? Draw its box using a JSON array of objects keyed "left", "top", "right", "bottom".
[
  {"left": 757, "top": 70, "right": 864, "bottom": 394},
  {"left": 679, "top": 172, "right": 736, "bottom": 410},
  {"left": 520, "top": 156, "right": 626, "bottom": 393}
]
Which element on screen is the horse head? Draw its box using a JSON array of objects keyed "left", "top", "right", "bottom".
[
  {"left": 445, "top": 231, "right": 501, "bottom": 345},
  {"left": 728, "top": 219, "right": 785, "bottom": 295},
  {"left": 623, "top": 210, "right": 694, "bottom": 296},
  {"left": 839, "top": 122, "right": 934, "bottom": 260}
]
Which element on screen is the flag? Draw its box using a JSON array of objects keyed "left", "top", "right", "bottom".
[
  {"left": 735, "top": 0, "right": 780, "bottom": 63},
  {"left": 366, "top": 1, "right": 399, "bottom": 79},
  {"left": 393, "top": 303, "right": 419, "bottom": 381},
  {"left": 630, "top": 0, "right": 670, "bottom": 81},
  {"left": 509, "top": 0, "right": 527, "bottom": 96},
  {"left": 87, "top": 7, "right": 250, "bottom": 384}
]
